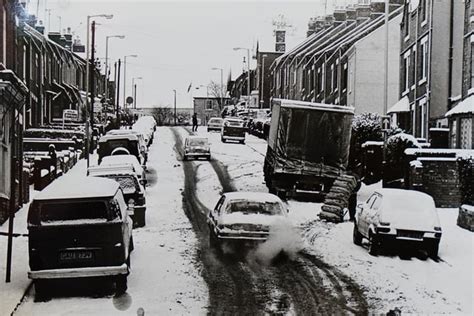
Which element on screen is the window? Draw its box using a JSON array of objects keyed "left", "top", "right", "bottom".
[
  {"left": 420, "top": 0, "right": 427, "bottom": 25},
  {"left": 459, "top": 118, "right": 472, "bottom": 149},
  {"left": 420, "top": 36, "right": 428, "bottom": 83},
  {"left": 411, "top": 46, "right": 416, "bottom": 89},
  {"left": 342, "top": 63, "right": 348, "bottom": 92},
  {"left": 404, "top": 8, "right": 410, "bottom": 39},
  {"left": 334, "top": 59, "right": 339, "bottom": 92},
  {"left": 330, "top": 64, "right": 334, "bottom": 92},
  {"left": 471, "top": 36, "right": 474, "bottom": 90},
  {"left": 206, "top": 99, "right": 213, "bottom": 110},
  {"left": 419, "top": 98, "right": 427, "bottom": 138},
  {"left": 403, "top": 51, "right": 410, "bottom": 95},
  {"left": 317, "top": 67, "right": 322, "bottom": 93},
  {"left": 450, "top": 120, "right": 457, "bottom": 148}
]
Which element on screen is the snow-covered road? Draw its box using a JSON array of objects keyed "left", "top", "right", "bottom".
[{"left": 3, "top": 126, "right": 472, "bottom": 315}]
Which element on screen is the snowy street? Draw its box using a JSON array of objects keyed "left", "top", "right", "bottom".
[{"left": 1, "top": 127, "right": 471, "bottom": 315}]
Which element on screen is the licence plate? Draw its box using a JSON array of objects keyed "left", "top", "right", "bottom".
[
  {"left": 59, "top": 251, "right": 93, "bottom": 262},
  {"left": 397, "top": 230, "right": 424, "bottom": 239}
]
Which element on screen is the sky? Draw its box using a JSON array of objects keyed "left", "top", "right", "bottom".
[{"left": 27, "top": 0, "right": 355, "bottom": 108}]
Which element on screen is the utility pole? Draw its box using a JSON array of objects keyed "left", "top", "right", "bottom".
[
  {"left": 116, "top": 59, "right": 121, "bottom": 119},
  {"left": 133, "top": 84, "right": 137, "bottom": 109},
  {"left": 173, "top": 89, "right": 177, "bottom": 125},
  {"left": 89, "top": 20, "right": 96, "bottom": 162},
  {"left": 383, "top": 0, "right": 389, "bottom": 116}
]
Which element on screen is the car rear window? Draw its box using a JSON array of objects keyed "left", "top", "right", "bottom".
[
  {"left": 209, "top": 119, "right": 222, "bottom": 124},
  {"left": 39, "top": 201, "right": 109, "bottom": 223},
  {"left": 225, "top": 201, "right": 284, "bottom": 216},
  {"left": 225, "top": 120, "right": 243, "bottom": 127},
  {"left": 110, "top": 176, "right": 138, "bottom": 194},
  {"left": 188, "top": 138, "right": 208, "bottom": 146}
]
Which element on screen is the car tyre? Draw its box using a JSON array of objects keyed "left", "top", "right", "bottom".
[
  {"left": 240, "top": 140, "right": 245, "bottom": 144},
  {"left": 427, "top": 241, "right": 439, "bottom": 258},
  {"left": 368, "top": 232, "right": 379, "bottom": 256},
  {"left": 209, "top": 229, "right": 221, "bottom": 253},
  {"left": 129, "top": 236, "right": 134, "bottom": 253},
  {"left": 353, "top": 224, "right": 363, "bottom": 246},
  {"left": 183, "top": 155, "right": 188, "bottom": 161},
  {"left": 221, "top": 137, "right": 226, "bottom": 143},
  {"left": 116, "top": 275, "right": 128, "bottom": 294},
  {"left": 207, "top": 155, "right": 211, "bottom": 161}
]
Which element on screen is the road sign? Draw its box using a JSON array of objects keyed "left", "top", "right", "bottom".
[
  {"left": 126, "top": 96, "right": 134, "bottom": 105},
  {"left": 380, "top": 115, "right": 391, "bottom": 131},
  {"left": 63, "top": 109, "right": 79, "bottom": 122}
]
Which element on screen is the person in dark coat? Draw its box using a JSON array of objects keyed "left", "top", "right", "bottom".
[{"left": 192, "top": 113, "right": 198, "bottom": 132}]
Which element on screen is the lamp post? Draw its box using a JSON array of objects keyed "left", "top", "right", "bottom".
[
  {"left": 173, "top": 89, "right": 177, "bottom": 126},
  {"left": 233, "top": 47, "right": 251, "bottom": 105},
  {"left": 85, "top": 13, "right": 113, "bottom": 169},
  {"left": 260, "top": 54, "right": 267, "bottom": 109},
  {"left": 132, "top": 76, "right": 142, "bottom": 109},
  {"left": 105, "top": 35, "right": 125, "bottom": 104},
  {"left": 211, "top": 67, "right": 224, "bottom": 110},
  {"left": 123, "top": 54, "right": 138, "bottom": 108}
]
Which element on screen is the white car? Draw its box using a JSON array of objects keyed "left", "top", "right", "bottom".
[
  {"left": 100, "top": 155, "right": 147, "bottom": 186},
  {"left": 207, "top": 117, "right": 223, "bottom": 132},
  {"left": 207, "top": 192, "right": 288, "bottom": 250},
  {"left": 353, "top": 189, "right": 442, "bottom": 257}
]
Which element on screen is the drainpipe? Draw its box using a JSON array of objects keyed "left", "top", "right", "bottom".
[{"left": 447, "top": 0, "right": 454, "bottom": 110}]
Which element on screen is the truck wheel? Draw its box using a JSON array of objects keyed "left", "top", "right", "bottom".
[
  {"left": 116, "top": 275, "right": 128, "bottom": 294},
  {"left": 353, "top": 224, "right": 363, "bottom": 246},
  {"left": 276, "top": 190, "right": 287, "bottom": 200}
]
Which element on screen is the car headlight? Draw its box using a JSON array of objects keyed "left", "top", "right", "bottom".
[
  {"left": 434, "top": 226, "right": 442, "bottom": 231},
  {"left": 379, "top": 222, "right": 390, "bottom": 226}
]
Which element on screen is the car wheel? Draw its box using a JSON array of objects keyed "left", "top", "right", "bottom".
[
  {"left": 209, "top": 229, "right": 221, "bottom": 253},
  {"left": 207, "top": 128, "right": 210, "bottom": 132},
  {"left": 353, "top": 224, "right": 363, "bottom": 246},
  {"left": 276, "top": 190, "right": 287, "bottom": 200},
  {"left": 240, "top": 140, "right": 245, "bottom": 144},
  {"left": 368, "top": 232, "right": 379, "bottom": 256},
  {"left": 427, "top": 241, "right": 439, "bottom": 258},
  {"left": 207, "top": 155, "right": 211, "bottom": 161},
  {"left": 221, "top": 137, "right": 226, "bottom": 143},
  {"left": 116, "top": 275, "right": 128, "bottom": 294},
  {"left": 129, "top": 236, "right": 134, "bottom": 253},
  {"left": 183, "top": 155, "right": 188, "bottom": 161},
  {"left": 34, "top": 280, "right": 50, "bottom": 301}
]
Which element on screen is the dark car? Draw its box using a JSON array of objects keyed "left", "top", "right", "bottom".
[
  {"left": 221, "top": 117, "right": 246, "bottom": 144},
  {"left": 183, "top": 136, "right": 211, "bottom": 160},
  {"left": 88, "top": 165, "right": 147, "bottom": 228},
  {"left": 97, "top": 133, "right": 144, "bottom": 165},
  {"left": 27, "top": 177, "right": 133, "bottom": 297}
]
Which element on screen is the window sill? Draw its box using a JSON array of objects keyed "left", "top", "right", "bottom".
[
  {"left": 404, "top": 35, "right": 410, "bottom": 42},
  {"left": 402, "top": 89, "right": 410, "bottom": 97},
  {"left": 418, "top": 78, "right": 427, "bottom": 85},
  {"left": 468, "top": 87, "right": 474, "bottom": 96},
  {"left": 421, "top": 19, "right": 427, "bottom": 27}
]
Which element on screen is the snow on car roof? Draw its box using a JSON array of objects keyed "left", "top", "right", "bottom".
[
  {"left": 374, "top": 188, "right": 435, "bottom": 210},
  {"left": 186, "top": 136, "right": 208, "bottom": 140},
  {"left": 99, "top": 133, "right": 138, "bottom": 142},
  {"left": 88, "top": 165, "right": 136, "bottom": 177},
  {"left": 102, "top": 155, "right": 140, "bottom": 164},
  {"left": 107, "top": 129, "right": 142, "bottom": 136},
  {"left": 34, "top": 176, "right": 120, "bottom": 201},
  {"left": 223, "top": 192, "right": 282, "bottom": 203}
]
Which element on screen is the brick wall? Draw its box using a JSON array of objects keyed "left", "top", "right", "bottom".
[{"left": 409, "top": 157, "right": 462, "bottom": 208}]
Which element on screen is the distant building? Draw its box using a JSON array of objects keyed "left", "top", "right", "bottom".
[
  {"left": 193, "top": 96, "right": 230, "bottom": 125},
  {"left": 255, "top": 51, "right": 283, "bottom": 108}
]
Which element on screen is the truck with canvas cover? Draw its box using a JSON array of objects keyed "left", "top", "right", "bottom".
[{"left": 263, "top": 98, "right": 358, "bottom": 222}]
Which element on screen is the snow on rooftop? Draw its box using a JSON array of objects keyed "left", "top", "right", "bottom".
[
  {"left": 404, "top": 148, "right": 474, "bottom": 159},
  {"left": 445, "top": 95, "right": 474, "bottom": 117},
  {"left": 34, "top": 176, "right": 119, "bottom": 201},
  {"left": 387, "top": 96, "right": 410, "bottom": 113},
  {"left": 361, "top": 141, "right": 384, "bottom": 148}
]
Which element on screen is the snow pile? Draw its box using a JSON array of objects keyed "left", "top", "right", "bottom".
[{"left": 248, "top": 218, "right": 303, "bottom": 266}]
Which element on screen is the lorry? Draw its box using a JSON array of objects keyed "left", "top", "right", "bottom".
[{"left": 263, "top": 99, "right": 359, "bottom": 222}]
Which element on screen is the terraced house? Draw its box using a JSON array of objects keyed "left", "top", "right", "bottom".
[
  {"left": 396, "top": 0, "right": 464, "bottom": 139},
  {"left": 270, "top": 0, "right": 403, "bottom": 116}
]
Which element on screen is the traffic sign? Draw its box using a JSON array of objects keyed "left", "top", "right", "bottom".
[
  {"left": 380, "top": 115, "right": 391, "bottom": 131},
  {"left": 63, "top": 109, "right": 79, "bottom": 122}
]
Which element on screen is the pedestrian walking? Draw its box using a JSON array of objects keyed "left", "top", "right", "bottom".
[{"left": 192, "top": 113, "right": 198, "bottom": 132}]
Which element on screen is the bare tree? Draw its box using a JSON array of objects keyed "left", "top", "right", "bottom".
[
  {"left": 151, "top": 106, "right": 173, "bottom": 126},
  {"left": 208, "top": 80, "right": 225, "bottom": 110}
]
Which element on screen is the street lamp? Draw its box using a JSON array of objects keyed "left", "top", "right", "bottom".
[
  {"left": 105, "top": 35, "right": 125, "bottom": 104},
  {"left": 173, "top": 89, "right": 177, "bottom": 126},
  {"left": 85, "top": 13, "right": 113, "bottom": 169},
  {"left": 233, "top": 47, "right": 251, "bottom": 106},
  {"left": 132, "top": 76, "right": 142, "bottom": 109},
  {"left": 211, "top": 67, "right": 224, "bottom": 110},
  {"left": 123, "top": 54, "right": 138, "bottom": 108},
  {"left": 260, "top": 54, "right": 267, "bottom": 109}
]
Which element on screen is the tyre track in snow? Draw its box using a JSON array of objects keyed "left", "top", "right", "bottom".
[
  {"left": 175, "top": 127, "right": 368, "bottom": 314},
  {"left": 170, "top": 127, "right": 264, "bottom": 315}
]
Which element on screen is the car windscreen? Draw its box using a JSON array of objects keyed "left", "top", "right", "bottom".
[
  {"left": 39, "top": 201, "right": 110, "bottom": 223},
  {"left": 188, "top": 138, "right": 208, "bottom": 146},
  {"left": 225, "top": 200, "right": 284, "bottom": 215}
]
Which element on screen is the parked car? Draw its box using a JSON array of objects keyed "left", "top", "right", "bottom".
[
  {"left": 27, "top": 177, "right": 133, "bottom": 297},
  {"left": 88, "top": 165, "right": 147, "bottom": 228},
  {"left": 207, "top": 192, "right": 288, "bottom": 250},
  {"left": 353, "top": 189, "right": 442, "bottom": 257},
  {"left": 221, "top": 117, "right": 246, "bottom": 144},
  {"left": 183, "top": 136, "right": 211, "bottom": 161},
  {"left": 97, "top": 133, "right": 144, "bottom": 165},
  {"left": 99, "top": 155, "right": 147, "bottom": 186},
  {"left": 107, "top": 129, "right": 148, "bottom": 164},
  {"left": 207, "top": 117, "right": 224, "bottom": 132}
]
